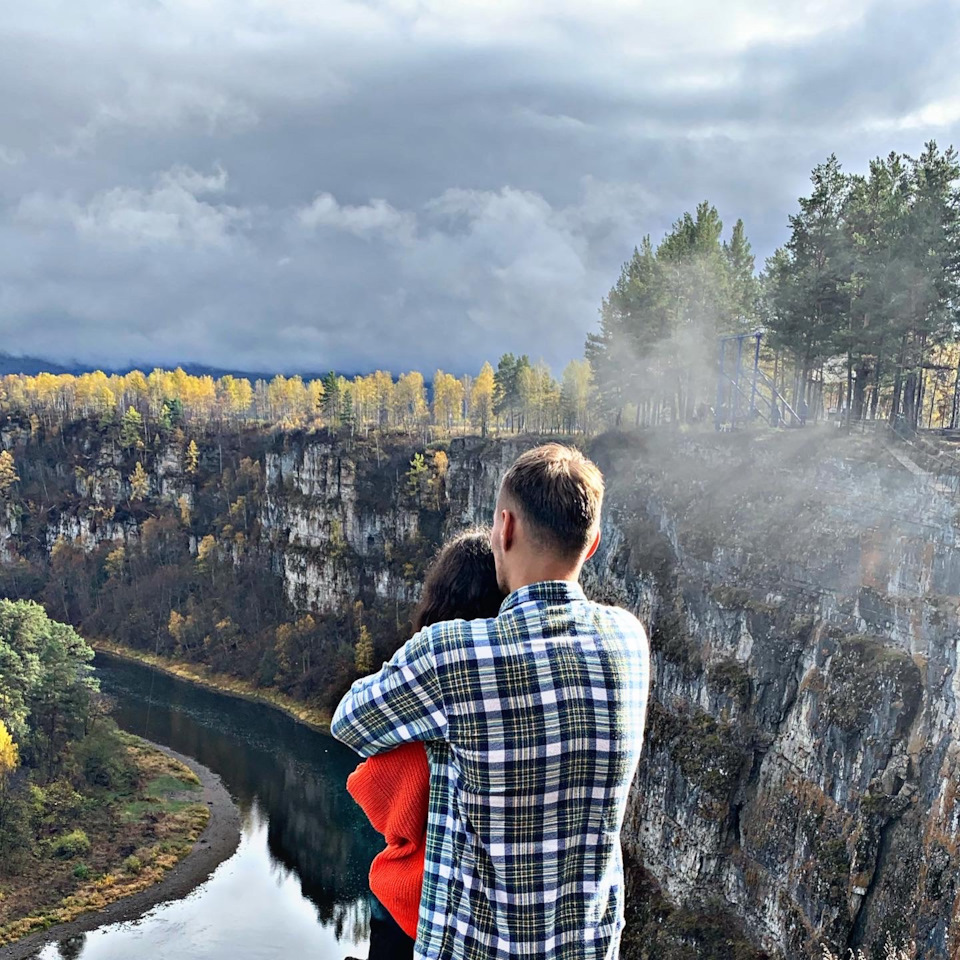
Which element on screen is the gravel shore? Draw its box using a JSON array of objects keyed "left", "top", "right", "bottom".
[{"left": 0, "top": 743, "right": 241, "bottom": 960}]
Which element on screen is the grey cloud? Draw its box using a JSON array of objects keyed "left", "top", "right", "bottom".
[
  {"left": 18, "top": 165, "right": 245, "bottom": 251},
  {"left": 1, "top": 0, "right": 959, "bottom": 374},
  {"left": 298, "top": 193, "right": 416, "bottom": 244}
]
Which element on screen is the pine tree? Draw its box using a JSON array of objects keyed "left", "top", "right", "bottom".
[
  {"left": 724, "top": 219, "right": 759, "bottom": 328},
  {"left": 119, "top": 406, "right": 144, "bottom": 449},
  {"left": 354, "top": 625, "right": 375, "bottom": 676},
  {"left": 842, "top": 153, "right": 911, "bottom": 420},
  {"left": 341, "top": 380, "right": 354, "bottom": 427},
  {"left": 765, "top": 156, "right": 851, "bottom": 412},
  {"left": 0, "top": 451, "right": 19, "bottom": 498},
  {"left": 322, "top": 371, "right": 341, "bottom": 427},
  {"left": 129, "top": 462, "right": 150, "bottom": 501},
  {"left": 184, "top": 439, "right": 200, "bottom": 475},
  {"left": 494, "top": 354, "right": 531, "bottom": 432},
  {"left": 894, "top": 142, "right": 960, "bottom": 428},
  {"left": 159, "top": 398, "right": 183, "bottom": 430},
  {"left": 586, "top": 238, "right": 663, "bottom": 425}
]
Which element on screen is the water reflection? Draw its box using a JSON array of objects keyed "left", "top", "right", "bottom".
[{"left": 34, "top": 654, "right": 379, "bottom": 960}]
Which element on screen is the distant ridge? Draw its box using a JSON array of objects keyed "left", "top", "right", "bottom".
[
  {"left": 0, "top": 353, "right": 76, "bottom": 376},
  {"left": 0, "top": 353, "right": 364, "bottom": 381}
]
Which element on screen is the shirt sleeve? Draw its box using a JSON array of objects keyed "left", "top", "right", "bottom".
[{"left": 330, "top": 627, "right": 448, "bottom": 757}]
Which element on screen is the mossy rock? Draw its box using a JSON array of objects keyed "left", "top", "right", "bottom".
[
  {"left": 648, "top": 703, "right": 747, "bottom": 808},
  {"left": 821, "top": 635, "right": 922, "bottom": 735},
  {"left": 707, "top": 658, "right": 751, "bottom": 708}
]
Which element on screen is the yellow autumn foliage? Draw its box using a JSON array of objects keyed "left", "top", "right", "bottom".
[{"left": 0, "top": 720, "right": 18, "bottom": 778}]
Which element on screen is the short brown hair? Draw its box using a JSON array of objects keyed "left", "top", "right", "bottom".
[
  {"left": 413, "top": 529, "right": 505, "bottom": 631},
  {"left": 499, "top": 444, "right": 604, "bottom": 559}
]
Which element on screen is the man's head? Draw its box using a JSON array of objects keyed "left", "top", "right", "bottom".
[{"left": 490, "top": 443, "right": 604, "bottom": 593}]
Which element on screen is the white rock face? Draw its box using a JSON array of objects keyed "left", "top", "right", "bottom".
[
  {"left": 45, "top": 512, "right": 139, "bottom": 551},
  {"left": 0, "top": 503, "right": 20, "bottom": 561},
  {"left": 263, "top": 441, "right": 422, "bottom": 611}
]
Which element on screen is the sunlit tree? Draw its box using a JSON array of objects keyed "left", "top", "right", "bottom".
[
  {"left": 470, "top": 362, "right": 496, "bottom": 437},
  {"left": 129, "top": 462, "right": 150, "bottom": 501},
  {"left": 0, "top": 451, "right": 19, "bottom": 498},
  {"left": 432, "top": 371, "right": 464, "bottom": 432},
  {"left": 119, "top": 406, "right": 144, "bottom": 449},
  {"left": 184, "top": 439, "right": 200, "bottom": 475}
]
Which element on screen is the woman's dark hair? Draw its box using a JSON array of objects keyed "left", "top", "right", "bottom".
[{"left": 412, "top": 528, "right": 505, "bottom": 631}]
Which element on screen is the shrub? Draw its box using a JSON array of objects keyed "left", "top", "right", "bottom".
[
  {"left": 122, "top": 855, "right": 142, "bottom": 875},
  {"left": 49, "top": 829, "right": 90, "bottom": 860},
  {"left": 73, "top": 722, "right": 137, "bottom": 792},
  {"left": 707, "top": 658, "right": 751, "bottom": 707},
  {"left": 72, "top": 863, "right": 90, "bottom": 880},
  {"left": 28, "top": 780, "right": 84, "bottom": 833}
]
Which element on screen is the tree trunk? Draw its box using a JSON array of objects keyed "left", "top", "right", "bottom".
[
  {"left": 870, "top": 350, "right": 883, "bottom": 420},
  {"left": 902, "top": 372, "right": 918, "bottom": 431},
  {"left": 951, "top": 360, "right": 960, "bottom": 430},
  {"left": 852, "top": 360, "right": 868, "bottom": 422},
  {"left": 890, "top": 334, "right": 908, "bottom": 426},
  {"left": 913, "top": 333, "right": 927, "bottom": 430}
]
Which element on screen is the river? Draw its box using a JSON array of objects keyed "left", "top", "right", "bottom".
[{"left": 32, "top": 654, "right": 381, "bottom": 960}]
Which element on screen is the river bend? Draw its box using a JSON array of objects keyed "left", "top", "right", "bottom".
[{"left": 32, "top": 654, "right": 380, "bottom": 960}]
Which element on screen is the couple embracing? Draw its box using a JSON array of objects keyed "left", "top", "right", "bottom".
[{"left": 332, "top": 443, "right": 651, "bottom": 960}]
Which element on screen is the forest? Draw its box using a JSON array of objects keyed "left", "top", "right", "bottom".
[
  {"left": 588, "top": 141, "right": 960, "bottom": 431},
  {"left": 0, "top": 415, "right": 438, "bottom": 726},
  {"left": 4, "top": 144, "right": 959, "bottom": 441},
  {"left": 0, "top": 355, "right": 597, "bottom": 442},
  {"left": 0, "top": 599, "right": 211, "bottom": 945}
]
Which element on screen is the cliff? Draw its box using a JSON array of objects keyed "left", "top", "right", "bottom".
[
  {"left": 583, "top": 429, "right": 959, "bottom": 959},
  {"left": 1, "top": 416, "right": 957, "bottom": 958}
]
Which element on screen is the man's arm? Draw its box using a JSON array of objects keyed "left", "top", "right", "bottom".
[{"left": 330, "top": 627, "right": 448, "bottom": 757}]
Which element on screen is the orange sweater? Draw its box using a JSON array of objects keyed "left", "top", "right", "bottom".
[{"left": 346, "top": 742, "right": 429, "bottom": 940}]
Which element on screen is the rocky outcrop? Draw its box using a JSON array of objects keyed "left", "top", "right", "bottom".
[
  {"left": 263, "top": 439, "right": 424, "bottom": 611},
  {"left": 580, "top": 431, "right": 960, "bottom": 959}
]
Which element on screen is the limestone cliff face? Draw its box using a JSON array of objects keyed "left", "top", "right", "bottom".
[
  {"left": 262, "top": 439, "right": 422, "bottom": 612},
  {"left": 7, "top": 422, "right": 960, "bottom": 958},
  {"left": 580, "top": 432, "right": 960, "bottom": 959}
]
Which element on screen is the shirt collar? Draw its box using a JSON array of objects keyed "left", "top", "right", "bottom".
[{"left": 498, "top": 580, "right": 588, "bottom": 615}]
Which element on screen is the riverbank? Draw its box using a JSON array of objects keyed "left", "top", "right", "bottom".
[
  {"left": 93, "top": 640, "right": 332, "bottom": 733},
  {"left": 0, "top": 741, "right": 240, "bottom": 960}
]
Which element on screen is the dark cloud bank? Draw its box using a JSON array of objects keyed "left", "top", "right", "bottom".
[{"left": 1, "top": 0, "right": 959, "bottom": 376}]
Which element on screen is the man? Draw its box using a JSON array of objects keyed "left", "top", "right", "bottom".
[{"left": 332, "top": 443, "right": 650, "bottom": 960}]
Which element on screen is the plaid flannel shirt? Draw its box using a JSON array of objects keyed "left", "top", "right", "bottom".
[{"left": 331, "top": 580, "right": 650, "bottom": 960}]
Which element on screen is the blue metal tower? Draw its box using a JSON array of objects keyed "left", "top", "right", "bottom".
[{"left": 715, "top": 331, "right": 800, "bottom": 430}]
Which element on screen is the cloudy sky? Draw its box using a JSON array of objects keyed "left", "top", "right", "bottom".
[{"left": 2, "top": 0, "right": 959, "bottom": 376}]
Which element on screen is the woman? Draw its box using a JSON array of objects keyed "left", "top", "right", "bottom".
[{"left": 346, "top": 528, "right": 505, "bottom": 960}]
